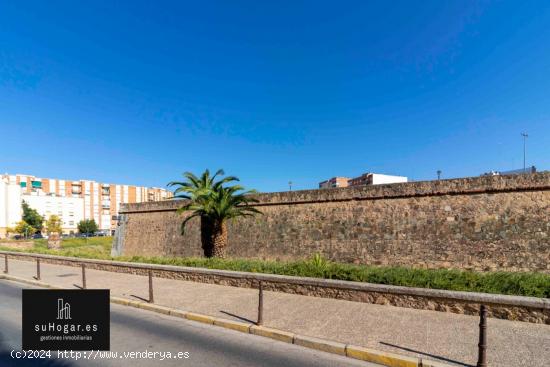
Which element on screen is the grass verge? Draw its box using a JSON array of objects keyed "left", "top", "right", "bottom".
[{"left": 0, "top": 238, "right": 548, "bottom": 298}]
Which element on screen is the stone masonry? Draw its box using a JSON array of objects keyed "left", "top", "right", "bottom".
[{"left": 115, "top": 172, "right": 550, "bottom": 272}]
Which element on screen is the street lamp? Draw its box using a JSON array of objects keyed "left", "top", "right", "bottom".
[
  {"left": 521, "top": 132, "right": 528, "bottom": 173},
  {"left": 288, "top": 181, "right": 293, "bottom": 191}
]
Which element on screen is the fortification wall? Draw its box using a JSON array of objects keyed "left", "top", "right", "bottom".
[{"left": 115, "top": 172, "right": 550, "bottom": 272}]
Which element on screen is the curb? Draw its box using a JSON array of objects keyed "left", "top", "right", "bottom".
[
  {"left": 0, "top": 273, "right": 62, "bottom": 289},
  {"left": 213, "top": 317, "right": 252, "bottom": 333},
  {"left": 346, "top": 345, "right": 419, "bottom": 367},
  {"left": 250, "top": 325, "right": 294, "bottom": 344},
  {"left": 186, "top": 312, "right": 215, "bottom": 325},
  {"left": 294, "top": 334, "right": 346, "bottom": 356},
  {"left": 0, "top": 274, "right": 454, "bottom": 367}
]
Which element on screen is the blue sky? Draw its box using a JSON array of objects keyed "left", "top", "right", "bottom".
[{"left": 1, "top": 1, "right": 549, "bottom": 192}]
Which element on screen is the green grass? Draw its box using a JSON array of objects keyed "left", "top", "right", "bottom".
[
  {"left": 0, "top": 238, "right": 548, "bottom": 298},
  {"left": 0, "top": 236, "right": 112, "bottom": 259}
]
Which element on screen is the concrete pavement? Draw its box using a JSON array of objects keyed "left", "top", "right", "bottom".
[
  {"left": 3, "top": 258, "right": 550, "bottom": 366},
  {"left": 0, "top": 281, "right": 379, "bottom": 367}
]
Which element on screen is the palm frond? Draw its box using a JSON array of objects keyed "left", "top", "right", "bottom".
[
  {"left": 211, "top": 169, "right": 225, "bottom": 182},
  {"left": 173, "top": 194, "right": 191, "bottom": 200},
  {"left": 167, "top": 180, "right": 187, "bottom": 187},
  {"left": 213, "top": 176, "right": 240, "bottom": 190},
  {"left": 183, "top": 172, "right": 201, "bottom": 187},
  {"left": 170, "top": 169, "right": 262, "bottom": 228}
]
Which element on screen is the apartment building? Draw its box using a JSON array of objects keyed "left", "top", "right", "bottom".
[
  {"left": 319, "top": 172, "right": 408, "bottom": 189},
  {"left": 319, "top": 177, "right": 350, "bottom": 189},
  {"left": 0, "top": 173, "right": 171, "bottom": 237},
  {"left": 347, "top": 172, "right": 408, "bottom": 186}
]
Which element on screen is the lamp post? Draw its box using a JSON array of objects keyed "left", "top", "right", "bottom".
[{"left": 521, "top": 133, "right": 528, "bottom": 173}]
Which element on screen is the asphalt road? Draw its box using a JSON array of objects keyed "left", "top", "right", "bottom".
[{"left": 0, "top": 280, "right": 377, "bottom": 367}]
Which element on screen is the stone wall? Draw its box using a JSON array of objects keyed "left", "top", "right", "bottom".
[{"left": 115, "top": 172, "right": 550, "bottom": 272}]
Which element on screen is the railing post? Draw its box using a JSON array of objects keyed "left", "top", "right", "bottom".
[
  {"left": 3, "top": 254, "right": 7, "bottom": 274},
  {"left": 35, "top": 258, "right": 41, "bottom": 280},
  {"left": 477, "top": 304, "right": 488, "bottom": 367},
  {"left": 257, "top": 281, "right": 264, "bottom": 326},
  {"left": 81, "top": 264, "right": 87, "bottom": 289},
  {"left": 148, "top": 269, "right": 154, "bottom": 303}
]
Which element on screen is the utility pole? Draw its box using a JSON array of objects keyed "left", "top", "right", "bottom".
[
  {"left": 437, "top": 170, "right": 442, "bottom": 180},
  {"left": 521, "top": 132, "right": 528, "bottom": 173},
  {"left": 288, "top": 181, "right": 293, "bottom": 191}
]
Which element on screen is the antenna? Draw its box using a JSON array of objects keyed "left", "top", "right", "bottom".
[{"left": 521, "top": 133, "right": 528, "bottom": 173}]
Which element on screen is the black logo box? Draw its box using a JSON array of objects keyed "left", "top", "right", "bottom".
[{"left": 22, "top": 289, "right": 110, "bottom": 351}]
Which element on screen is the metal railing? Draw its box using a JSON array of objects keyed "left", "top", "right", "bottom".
[{"left": 2, "top": 251, "right": 547, "bottom": 367}]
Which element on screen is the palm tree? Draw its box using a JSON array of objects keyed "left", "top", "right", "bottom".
[
  {"left": 168, "top": 169, "right": 230, "bottom": 257},
  {"left": 168, "top": 169, "right": 261, "bottom": 258}
]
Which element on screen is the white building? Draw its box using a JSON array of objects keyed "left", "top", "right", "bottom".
[
  {"left": 0, "top": 175, "right": 22, "bottom": 234},
  {"left": 0, "top": 173, "right": 171, "bottom": 238},
  {"left": 348, "top": 172, "right": 408, "bottom": 187},
  {"left": 23, "top": 193, "right": 84, "bottom": 233}
]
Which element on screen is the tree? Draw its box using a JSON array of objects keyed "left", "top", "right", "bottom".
[
  {"left": 22, "top": 200, "right": 44, "bottom": 233},
  {"left": 169, "top": 169, "right": 235, "bottom": 256},
  {"left": 14, "top": 220, "right": 36, "bottom": 238},
  {"left": 45, "top": 215, "right": 63, "bottom": 234},
  {"left": 77, "top": 219, "right": 98, "bottom": 235},
  {"left": 168, "top": 169, "right": 261, "bottom": 258},
  {"left": 5, "top": 226, "right": 15, "bottom": 238}
]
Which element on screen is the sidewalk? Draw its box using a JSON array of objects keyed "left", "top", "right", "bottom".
[{"left": 4, "top": 258, "right": 550, "bottom": 367}]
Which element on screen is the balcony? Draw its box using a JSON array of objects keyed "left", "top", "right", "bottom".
[
  {"left": 71, "top": 184, "right": 82, "bottom": 195},
  {"left": 31, "top": 180, "right": 42, "bottom": 189}
]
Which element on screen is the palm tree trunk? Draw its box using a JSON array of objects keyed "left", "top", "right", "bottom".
[
  {"left": 200, "top": 216, "right": 213, "bottom": 257},
  {"left": 211, "top": 219, "right": 228, "bottom": 258}
]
